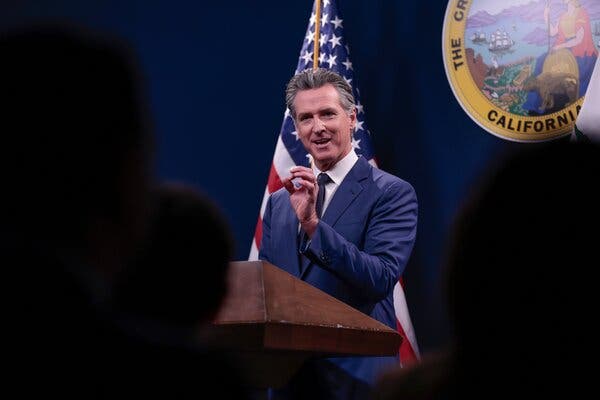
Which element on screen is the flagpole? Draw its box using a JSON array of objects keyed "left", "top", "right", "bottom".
[{"left": 313, "top": 0, "right": 321, "bottom": 70}]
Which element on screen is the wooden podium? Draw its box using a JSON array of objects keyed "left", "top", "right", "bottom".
[{"left": 204, "top": 260, "right": 402, "bottom": 388}]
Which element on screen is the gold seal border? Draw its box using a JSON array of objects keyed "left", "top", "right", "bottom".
[{"left": 442, "top": 0, "right": 580, "bottom": 142}]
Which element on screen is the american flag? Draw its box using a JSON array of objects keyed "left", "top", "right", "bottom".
[{"left": 248, "top": 0, "right": 420, "bottom": 365}]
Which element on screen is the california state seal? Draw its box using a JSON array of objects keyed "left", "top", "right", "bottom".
[{"left": 442, "top": 0, "right": 599, "bottom": 142}]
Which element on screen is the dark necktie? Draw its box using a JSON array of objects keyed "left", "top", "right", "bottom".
[{"left": 315, "top": 173, "right": 331, "bottom": 218}]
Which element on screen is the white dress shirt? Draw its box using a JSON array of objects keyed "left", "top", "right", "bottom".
[{"left": 313, "top": 149, "right": 359, "bottom": 216}]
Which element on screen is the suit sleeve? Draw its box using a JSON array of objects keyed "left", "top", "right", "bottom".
[
  {"left": 303, "top": 179, "right": 417, "bottom": 301},
  {"left": 258, "top": 195, "right": 273, "bottom": 263}
]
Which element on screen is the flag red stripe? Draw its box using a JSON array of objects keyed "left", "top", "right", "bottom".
[
  {"left": 267, "top": 163, "right": 284, "bottom": 193},
  {"left": 397, "top": 319, "right": 418, "bottom": 365}
]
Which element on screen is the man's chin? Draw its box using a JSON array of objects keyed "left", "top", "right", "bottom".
[
  {"left": 312, "top": 157, "right": 335, "bottom": 171},
  {"left": 311, "top": 145, "right": 332, "bottom": 156}
]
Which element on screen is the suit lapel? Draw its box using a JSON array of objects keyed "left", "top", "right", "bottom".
[{"left": 321, "top": 156, "right": 369, "bottom": 227}]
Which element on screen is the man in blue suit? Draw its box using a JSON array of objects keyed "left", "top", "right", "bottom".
[{"left": 259, "top": 68, "right": 418, "bottom": 400}]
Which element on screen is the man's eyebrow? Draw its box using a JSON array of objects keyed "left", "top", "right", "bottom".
[
  {"left": 297, "top": 107, "right": 338, "bottom": 118},
  {"left": 320, "top": 107, "right": 337, "bottom": 113}
]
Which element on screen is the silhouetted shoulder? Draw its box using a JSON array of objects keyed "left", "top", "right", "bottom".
[{"left": 373, "top": 350, "right": 455, "bottom": 400}]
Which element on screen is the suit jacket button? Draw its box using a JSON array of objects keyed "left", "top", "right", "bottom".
[{"left": 320, "top": 252, "right": 329, "bottom": 263}]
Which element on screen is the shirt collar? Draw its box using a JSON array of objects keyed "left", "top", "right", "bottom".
[{"left": 313, "top": 149, "right": 358, "bottom": 186}]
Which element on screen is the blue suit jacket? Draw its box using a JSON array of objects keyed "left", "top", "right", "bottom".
[{"left": 259, "top": 156, "right": 418, "bottom": 399}]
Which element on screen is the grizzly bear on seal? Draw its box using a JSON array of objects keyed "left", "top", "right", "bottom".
[{"left": 523, "top": 71, "right": 579, "bottom": 114}]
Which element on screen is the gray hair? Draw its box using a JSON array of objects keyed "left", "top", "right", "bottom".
[{"left": 285, "top": 68, "right": 355, "bottom": 119}]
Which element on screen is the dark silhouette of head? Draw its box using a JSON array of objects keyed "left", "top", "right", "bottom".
[
  {"left": 0, "top": 23, "right": 154, "bottom": 277},
  {"left": 1, "top": 24, "right": 253, "bottom": 399},
  {"left": 443, "top": 140, "right": 600, "bottom": 396},
  {"left": 374, "top": 141, "right": 600, "bottom": 400},
  {"left": 113, "top": 182, "right": 234, "bottom": 330}
]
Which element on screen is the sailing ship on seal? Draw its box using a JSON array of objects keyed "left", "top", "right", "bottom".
[{"left": 488, "top": 28, "right": 514, "bottom": 52}]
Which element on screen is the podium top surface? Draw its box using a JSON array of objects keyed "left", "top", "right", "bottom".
[{"left": 209, "top": 260, "right": 401, "bottom": 357}]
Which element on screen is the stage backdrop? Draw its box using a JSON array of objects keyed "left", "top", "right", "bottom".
[{"left": 2, "top": 0, "right": 529, "bottom": 353}]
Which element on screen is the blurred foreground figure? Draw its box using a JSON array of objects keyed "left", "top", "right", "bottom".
[
  {"left": 113, "top": 182, "right": 234, "bottom": 336},
  {"left": 1, "top": 24, "right": 249, "bottom": 398},
  {"left": 373, "top": 141, "right": 600, "bottom": 399}
]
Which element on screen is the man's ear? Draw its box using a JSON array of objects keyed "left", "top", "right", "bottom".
[{"left": 349, "top": 108, "right": 357, "bottom": 130}]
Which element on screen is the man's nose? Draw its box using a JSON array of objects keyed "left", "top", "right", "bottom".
[{"left": 312, "top": 117, "right": 325, "bottom": 133}]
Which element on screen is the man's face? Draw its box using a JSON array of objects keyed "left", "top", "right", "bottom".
[{"left": 293, "top": 84, "right": 356, "bottom": 171}]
